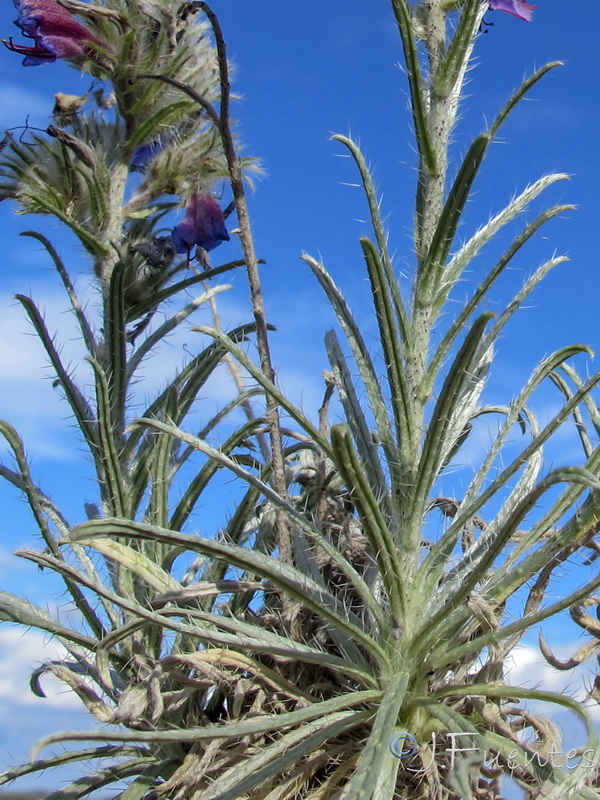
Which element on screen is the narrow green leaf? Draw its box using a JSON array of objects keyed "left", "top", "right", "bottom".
[
  {"left": 442, "top": 180, "right": 570, "bottom": 300},
  {"left": 24, "top": 544, "right": 376, "bottom": 687},
  {"left": 33, "top": 701, "right": 376, "bottom": 754},
  {"left": 360, "top": 237, "right": 413, "bottom": 463},
  {"left": 489, "top": 62, "right": 563, "bottom": 139},
  {"left": 491, "top": 454, "right": 600, "bottom": 596},
  {"left": 81, "top": 537, "right": 181, "bottom": 594},
  {"left": 432, "top": 350, "right": 599, "bottom": 556},
  {"left": 111, "top": 761, "right": 169, "bottom": 800},
  {"left": 168, "top": 417, "right": 265, "bottom": 532},
  {"left": 15, "top": 295, "right": 98, "bottom": 457},
  {"left": 127, "top": 259, "right": 246, "bottom": 320},
  {"left": 105, "top": 259, "right": 128, "bottom": 432},
  {"left": 428, "top": 200, "right": 572, "bottom": 388},
  {"left": 195, "top": 326, "right": 331, "bottom": 454},
  {"left": 325, "top": 330, "right": 391, "bottom": 515},
  {"left": 24, "top": 191, "right": 111, "bottom": 257},
  {"left": 124, "top": 323, "right": 258, "bottom": 464},
  {"left": 0, "top": 422, "right": 107, "bottom": 640},
  {"left": 345, "top": 670, "right": 410, "bottom": 800},
  {"left": 144, "top": 416, "right": 387, "bottom": 633},
  {"left": 482, "top": 257, "right": 569, "bottom": 350},
  {"left": 80, "top": 162, "right": 110, "bottom": 233},
  {"left": 420, "top": 64, "right": 562, "bottom": 302},
  {"left": 390, "top": 0, "right": 436, "bottom": 174},
  {"left": 0, "top": 746, "right": 149, "bottom": 787},
  {"left": 410, "top": 313, "right": 493, "bottom": 526},
  {"left": 431, "top": 534, "right": 600, "bottom": 669},
  {"left": 0, "top": 589, "right": 97, "bottom": 650},
  {"left": 127, "top": 284, "right": 231, "bottom": 379},
  {"left": 331, "top": 424, "right": 405, "bottom": 622},
  {"left": 126, "top": 99, "right": 194, "bottom": 150},
  {"left": 549, "top": 369, "right": 594, "bottom": 459},
  {"left": 429, "top": 682, "right": 598, "bottom": 746},
  {"left": 148, "top": 387, "right": 179, "bottom": 529},
  {"left": 41, "top": 757, "right": 154, "bottom": 800},
  {"left": 331, "top": 135, "right": 409, "bottom": 344},
  {"left": 301, "top": 255, "right": 401, "bottom": 480},
  {"left": 419, "top": 134, "right": 490, "bottom": 296},
  {"left": 194, "top": 711, "right": 373, "bottom": 800},
  {"left": 556, "top": 362, "right": 600, "bottom": 438},
  {"left": 437, "top": 343, "right": 493, "bottom": 470},
  {"left": 434, "top": 0, "right": 482, "bottom": 98},
  {"left": 20, "top": 231, "right": 98, "bottom": 357},
  {"left": 71, "top": 517, "right": 388, "bottom": 667},
  {"left": 484, "top": 729, "right": 600, "bottom": 799},
  {"left": 173, "top": 387, "right": 264, "bottom": 476},
  {"left": 421, "top": 466, "right": 600, "bottom": 657},
  {"left": 88, "top": 358, "right": 128, "bottom": 516}
]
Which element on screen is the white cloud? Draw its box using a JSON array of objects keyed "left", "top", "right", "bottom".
[
  {"left": 0, "top": 279, "right": 260, "bottom": 460},
  {"left": 0, "top": 627, "right": 82, "bottom": 714},
  {"left": 0, "top": 547, "right": 37, "bottom": 581},
  {"left": 0, "top": 287, "right": 92, "bottom": 461},
  {"left": 506, "top": 642, "right": 600, "bottom": 723},
  {"left": 0, "top": 626, "right": 104, "bottom": 784}
]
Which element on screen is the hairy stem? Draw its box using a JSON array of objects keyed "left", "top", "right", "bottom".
[{"left": 199, "top": 2, "right": 291, "bottom": 565}]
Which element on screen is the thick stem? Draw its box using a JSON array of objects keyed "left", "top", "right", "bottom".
[
  {"left": 414, "top": 0, "right": 447, "bottom": 265},
  {"left": 403, "top": 1, "right": 485, "bottom": 562},
  {"left": 408, "top": 2, "right": 452, "bottom": 459},
  {"left": 411, "top": 1, "right": 484, "bottom": 391}
]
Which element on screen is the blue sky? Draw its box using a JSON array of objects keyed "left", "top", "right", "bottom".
[{"left": 0, "top": 0, "right": 600, "bottom": 793}]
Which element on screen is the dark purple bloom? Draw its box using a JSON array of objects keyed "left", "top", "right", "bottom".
[
  {"left": 487, "top": 0, "right": 537, "bottom": 21},
  {"left": 171, "top": 192, "right": 230, "bottom": 259},
  {"left": 130, "top": 140, "right": 167, "bottom": 172},
  {"left": 3, "top": 0, "right": 103, "bottom": 66}
]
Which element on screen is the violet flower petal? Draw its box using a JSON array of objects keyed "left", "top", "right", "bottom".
[
  {"left": 131, "top": 140, "right": 167, "bottom": 172},
  {"left": 4, "top": 0, "right": 102, "bottom": 66},
  {"left": 487, "top": 0, "right": 537, "bottom": 22},
  {"left": 172, "top": 192, "right": 230, "bottom": 256}
]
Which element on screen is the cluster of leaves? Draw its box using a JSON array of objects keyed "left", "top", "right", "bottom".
[{"left": 2, "top": 1, "right": 600, "bottom": 799}]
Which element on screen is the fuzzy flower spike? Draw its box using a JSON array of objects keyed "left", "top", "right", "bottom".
[
  {"left": 3, "top": 0, "right": 104, "bottom": 66},
  {"left": 487, "top": 0, "right": 537, "bottom": 21},
  {"left": 171, "top": 191, "right": 230, "bottom": 264}
]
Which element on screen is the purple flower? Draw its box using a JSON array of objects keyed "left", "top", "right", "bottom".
[
  {"left": 130, "top": 140, "right": 167, "bottom": 172},
  {"left": 3, "top": 0, "right": 103, "bottom": 66},
  {"left": 487, "top": 0, "right": 537, "bottom": 21},
  {"left": 171, "top": 192, "right": 230, "bottom": 259}
]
